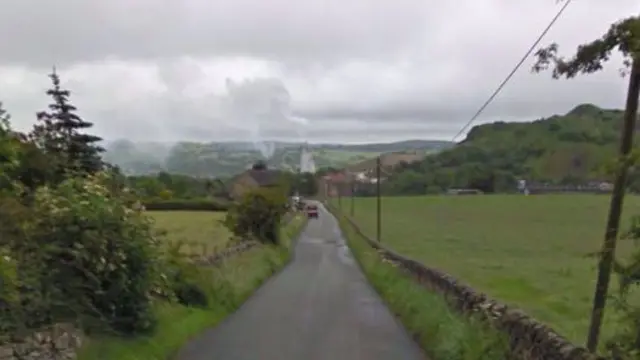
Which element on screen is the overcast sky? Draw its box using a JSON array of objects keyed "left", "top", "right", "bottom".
[{"left": 0, "top": 0, "right": 638, "bottom": 144}]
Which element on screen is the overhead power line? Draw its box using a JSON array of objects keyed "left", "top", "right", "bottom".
[{"left": 450, "top": 0, "right": 574, "bottom": 142}]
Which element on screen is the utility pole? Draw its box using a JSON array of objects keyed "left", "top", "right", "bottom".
[
  {"left": 350, "top": 177, "right": 355, "bottom": 217},
  {"left": 338, "top": 181, "right": 342, "bottom": 210},
  {"left": 586, "top": 58, "right": 640, "bottom": 352},
  {"left": 376, "top": 156, "right": 382, "bottom": 243},
  {"left": 324, "top": 180, "right": 329, "bottom": 202}
]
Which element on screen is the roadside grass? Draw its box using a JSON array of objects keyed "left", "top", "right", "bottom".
[
  {"left": 333, "top": 209, "right": 509, "bottom": 360},
  {"left": 77, "top": 212, "right": 307, "bottom": 360},
  {"left": 147, "top": 211, "right": 232, "bottom": 254},
  {"left": 333, "top": 194, "right": 640, "bottom": 345}
]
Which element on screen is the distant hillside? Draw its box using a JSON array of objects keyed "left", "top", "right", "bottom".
[
  {"left": 103, "top": 139, "right": 453, "bottom": 177},
  {"left": 308, "top": 139, "right": 453, "bottom": 153},
  {"left": 345, "top": 151, "right": 426, "bottom": 174},
  {"left": 384, "top": 104, "right": 633, "bottom": 194}
]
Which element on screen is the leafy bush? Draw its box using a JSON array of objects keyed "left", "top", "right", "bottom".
[
  {"left": 143, "top": 199, "right": 229, "bottom": 212},
  {"left": 224, "top": 187, "right": 288, "bottom": 244},
  {"left": 159, "top": 241, "right": 209, "bottom": 308},
  {"left": 0, "top": 247, "right": 19, "bottom": 338},
  {"left": 14, "top": 173, "right": 164, "bottom": 335}
]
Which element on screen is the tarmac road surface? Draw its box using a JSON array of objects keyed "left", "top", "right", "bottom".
[{"left": 175, "top": 202, "right": 426, "bottom": 360}]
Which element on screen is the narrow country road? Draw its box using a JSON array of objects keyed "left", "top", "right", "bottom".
[{"left": 175, "top": 203, "right": 426, "bottom": 360}]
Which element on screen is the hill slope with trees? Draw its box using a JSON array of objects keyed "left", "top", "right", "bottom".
[
  {"left": 384, "top": 104, "right": 632, "bottom": 195},
  {"left": 103, "top": 139, "right": 453, "bottom": 177}
]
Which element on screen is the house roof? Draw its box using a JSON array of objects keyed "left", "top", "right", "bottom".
[
  {"left": 323, "top": 172, "right": 347, "bottom": 183},
  {"left": 246, "top": 169, "right": 281, "bottom": 186}
]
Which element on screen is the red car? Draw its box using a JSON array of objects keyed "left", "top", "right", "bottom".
[{"left": 305, "top": 204, "right": 319, "bottom": 219}]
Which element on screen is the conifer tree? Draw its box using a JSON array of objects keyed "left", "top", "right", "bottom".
[
  {"left": 32, "top": 67, "right": 104, "bottom": 177},
  {"left": 0, "top": 101, "right": 9, "bottom": 126}
]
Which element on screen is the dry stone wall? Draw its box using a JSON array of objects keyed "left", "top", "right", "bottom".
[
  {"left": 191, "top": 214, "right": 297, "bottom": 266},
  {"left": 192, "top": 240, "right": 259, "bottom": 266},
  {"left": 0, "top": 324, "right": 82, "bottom": 360},
  {"left": 336, "top": 206, "right": 605, "bottom": 360}
]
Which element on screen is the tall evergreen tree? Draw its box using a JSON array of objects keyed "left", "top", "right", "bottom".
[
  {"left": 32, "top": 67, "right": 104, "bottom": 177},
  {"left": 0, "top": 101, "right": 14, "bottom": 171},
  {"left": 0, "top": 101, "right": 9, "bottom": 126}
]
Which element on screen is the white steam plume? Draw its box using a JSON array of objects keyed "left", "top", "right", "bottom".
[{"left": 220, "top": 77, "right": 309, "bottom": 159}]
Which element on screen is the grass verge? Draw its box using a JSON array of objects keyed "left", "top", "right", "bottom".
[
  {"left": 332, "top": 207, "right": 509, "bottom": 360},
  {"left": 77, "top": 213, "right": 307, "bottom": 360}
]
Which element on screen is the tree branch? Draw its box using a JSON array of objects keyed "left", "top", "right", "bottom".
[{"left": 532, "top": 16, "right": 640, "bottom": 79}]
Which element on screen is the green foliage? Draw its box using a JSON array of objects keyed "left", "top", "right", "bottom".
[
  {"left": 30, "top": 69, "right": 104, "bottom": 179},
  {"left": 0, "top": 111, "right": 18, "bottom": 188},
  {"left": 224, "top": 187, "right": 288, "bottom": 245},
  {"left": 142, "top": 199, "right": 229, "bottom": 212},
  {"left": 0, "top": 170, "right": 167, "bottom": 336},
  {"left": 160, "top": 241, "right": 209, "bottom": 308},
  {"left": 297, "top": 172, "right": 318, "bottom": 196},
  {"left": 384, "top": 104, "right": 627, "bottom": 195},
  {"left": 11, "top": 139, "right": 57, "bottom": 192},
  {"left": 126, "top": 172, "right": 230, "bottom": 201},
  {"left": 15, "top": 173, "right": 162, "bottom": 335},
  {"left": 534, "top": 16, "right": 640, "bottom": 79},
  {"left": 0, "top": 247, "right": 19, "bottom": 338},
  {"left": 278, "top": 171, "right": 318, "bottom": 197}
]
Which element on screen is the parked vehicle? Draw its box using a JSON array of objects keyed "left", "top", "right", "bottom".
[{"left": 305, "top": 204, "right": 319, "bottom": 219}]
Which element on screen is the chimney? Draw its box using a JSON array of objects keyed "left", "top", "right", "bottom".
[{"left": 252, "top": 160, "right": 268, "bottom": 171}]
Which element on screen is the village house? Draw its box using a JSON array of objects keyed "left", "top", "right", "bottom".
[
  {"left": 320, "top": 172, "right": 351, "bottom": 198},
  {"left": 228, "top": 161, "right": 282, "bottom": 200}
]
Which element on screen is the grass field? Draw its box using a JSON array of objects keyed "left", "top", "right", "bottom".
[
  {"left": 334, "top": 194, "right": 640, "bottom": 345},
  {"left": 147, "top": 211, "right": 232, "bottom": 254}
]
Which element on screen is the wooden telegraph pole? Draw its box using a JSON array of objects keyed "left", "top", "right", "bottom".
[
  {"left": 586, "top": 58, "right": 640, "bottom": 351},
  {"left": 350, "top": 177, "right": 355, "bottom": 217},
  {"left": 376, "top": 156, "right": 382, "bottom": 243},
  {"left": 338, "top": 182, "right": 342, "bottom": 210}
]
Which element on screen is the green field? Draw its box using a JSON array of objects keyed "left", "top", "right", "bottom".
[
  {"left": 336, "top": 194, "right": 640, "bottom": 344},
  {"left": 148, "top": 211, "right": 232, "bottom": 255}
]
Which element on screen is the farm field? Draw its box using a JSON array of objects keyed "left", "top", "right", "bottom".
[
  {"left": 147, "top": 211, "right": 232, "bottom": 255},
  {"left": 335, "top": 194, "right": 640, "bottom": 344}
]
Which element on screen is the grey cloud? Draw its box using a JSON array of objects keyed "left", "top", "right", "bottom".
[
  {"left": 0, "top": 0, "right": 431, "bottom": 67},
  {"left": 1, "top": 0, "right": 639, "bottom": 144}
]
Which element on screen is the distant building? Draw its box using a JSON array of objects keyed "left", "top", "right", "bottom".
[
  {"left": 525, "top": 181, "right": 613, "bottom": 194},
  {"left": 228, "top": 161, "right": 282, "bottom": 200},
  {"left": 320, "top": 172, "right": 352, "bottom": 198},
  {"left": 300, "top": 143, "right": 316, "bottom": 173},
  {"left": 446, "top": 188, "right": 483, "bottom": 195}
]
